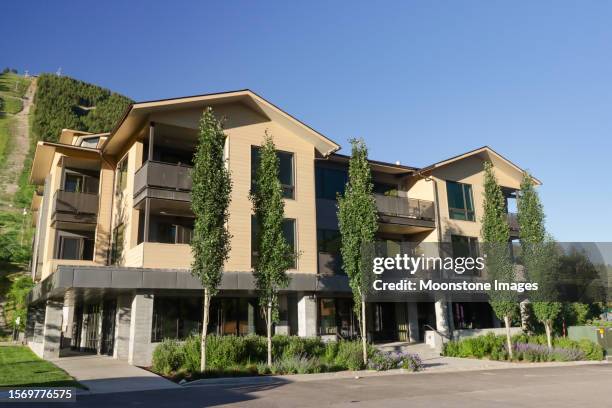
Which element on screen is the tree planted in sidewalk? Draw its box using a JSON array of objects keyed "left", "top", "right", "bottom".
[
  {"left": 518, "top": 171, "right": 560, "bottom": 350},
  {"left": 191, "top": 107, "right": 233, "bottom": 372},
  {"left": 250, "top": 133, "right": 294, "bottom": 367},
  {"left": 337, "top": 138, "right": 378, "bottom": 366},
  {"left": 481, "top": 161, "right": 518, "bottom": 359}
]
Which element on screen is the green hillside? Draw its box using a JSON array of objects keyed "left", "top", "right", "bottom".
[
  {"left": 0, "top": 71, "right": 132, "bottom": 338},
  {"left": 32, "top": 74, "right": 132, "bottom": 142}
]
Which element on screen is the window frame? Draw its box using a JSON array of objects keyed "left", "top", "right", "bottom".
[
  {"left": 446, "top": 181, "right": 475, "bottom": 221},
  {"left": 251, "top": 145, "right": 296, "bottom": 200}
]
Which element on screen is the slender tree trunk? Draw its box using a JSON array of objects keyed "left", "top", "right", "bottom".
[
  {"left": 267, "top": 303, "right": 273, "bottom": 367},
  {"left": 504, "top": 315, "right": 513, "bottom": 360},
  {"left": 361, "top": 300, "right": 367, "bottom": 366},
  {"left": 544, "top": 320, "right": 553, "bottom": 350},
  {"left": 200, "top": 288, "right": 210, "bottom": 373}
]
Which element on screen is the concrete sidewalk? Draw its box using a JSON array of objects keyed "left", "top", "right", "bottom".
[{"left": 51, "top": 355, "right": 179, "bottom": 394}]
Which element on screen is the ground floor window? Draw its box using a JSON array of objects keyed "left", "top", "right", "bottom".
[
  {"left": 452, "top": 302, "right": 494, "bottom": 329},
  {"left": 318, "top": 298, "right": 356, "bottom": 338},
  {"left": 151, "top": 296, "right": 268, "bottom": 342},
  {"left": 151, "top": 296, "right": 202, "bottom": 342}
]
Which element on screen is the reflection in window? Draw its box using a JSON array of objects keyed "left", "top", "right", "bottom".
[
  {"left": 447, "top": 181, "right": 475, "bottom": 221},
  {"left": 252, "top": 217, "right": 297, "bottom": 268},
  {"left": 315, "top": 166, "right": 348, "bottom": 200}
]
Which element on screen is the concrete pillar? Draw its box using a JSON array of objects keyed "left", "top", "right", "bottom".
[
  {"left": 407, "top": 302, "right": 420, "bottom": 343},
  {"left": 434, "top": 297, "right": 450, "bottom": 336},
  {"left": 42, "top": 300, "right": 63, "bottom": 359},
  {"left": 61, "top": 304, "right": 74, "bottom": 349},
  {"left": 297, "top": 293, "right": 317, "bottom": 337},
  {"left": 114, "top": 295, "right": 132, "bottom": 360},
  {"left": 128, "top": 294, "right": 153, "bottom": 366}
]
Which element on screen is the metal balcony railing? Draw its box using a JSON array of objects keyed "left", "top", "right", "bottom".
[
  {"left": 134, "top": 160, "right": 193, "bottom": 194},
  {"left": 374, "top": 194, "right": 435, "bottom": 221}
]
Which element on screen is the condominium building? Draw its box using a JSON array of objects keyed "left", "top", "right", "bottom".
[{"left": 25, "top": 90, "right": 537, "bottom": 365}]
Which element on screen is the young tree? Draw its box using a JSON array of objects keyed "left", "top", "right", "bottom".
[
  {"left": 481, "top": 161, "right": 517, "bottom": 359},
  {"left": 518, "top": 171, "right": 560, "bottom": 350},
  {"left": 250, "top": 133, "right": 294, "bottom": 367},
  {"left": 337, "top": 138, "right": 378, "bottom": 366},
  {"left": 190, "top": 107, "right": 233, "bottom": 372}
]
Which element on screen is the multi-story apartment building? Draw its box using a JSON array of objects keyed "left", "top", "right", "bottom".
[{"left": 25, "top": 90, "right": 538, "bottom": 365}]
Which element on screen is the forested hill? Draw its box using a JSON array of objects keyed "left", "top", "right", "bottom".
[{"left": 32, "top": 73, "right": 133, "bottom": 142}]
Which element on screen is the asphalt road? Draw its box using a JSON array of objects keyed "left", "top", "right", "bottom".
[{"left": 8, "top": 364, "right": 611, "bottom": 408}]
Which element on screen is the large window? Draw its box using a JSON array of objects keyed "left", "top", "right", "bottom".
[
  {"left": 446, "top": 181, "right": 475, "bottom": 221},
  {"left": 251, "top": 217, "right": 297, "bottom": 268},
  {"left": 251, "top": 146, "right": 295, "bottom": 199},
  {"left": 151, "top": 296, "right": 202, "bottom": 342},
  {"left": 315, "top": 166, "right": 348, "bottom": 200},
  {"left": 318, "top": 298, "right": 356, "bottom": 337}
]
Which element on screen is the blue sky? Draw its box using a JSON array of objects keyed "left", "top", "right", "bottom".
[{"left": 2, "top": 1, "right": 611, "bottom": 242}]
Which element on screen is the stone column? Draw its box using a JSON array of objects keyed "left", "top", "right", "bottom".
[
  {"left": 297, "top": 293, "right": 317, "bottom": 337},
  {"left": 114, "top": 294, "right": 132, "bottom": 360},
  {"left": 61, "top": 303, "right": 74, "bottom": 349},
  {"left": 128, "top": 294, "right": 153, "bottom": 366},
  {"left": 407, "top": 302, "right": 420, "bottom": 343},
  {"left": 42, "top": 300, "right": 64, "bottom": 359},
  {"left": 434, "top": 297, "right": 450, "bottom": 336}
]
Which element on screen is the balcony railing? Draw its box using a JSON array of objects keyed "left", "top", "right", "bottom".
[
  {"left": 374, "top": 194, "right": 435, "bottom": 221},
  {"left": 51, "top": 190, "right": 99, "bottom": 224},
  {"left": 134, "top": 160, "right": 193, "bottom": 194}
]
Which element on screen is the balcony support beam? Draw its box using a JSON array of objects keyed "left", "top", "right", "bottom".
[
  {"left": 148, "top": 122, "right": 155, "bottom": 163},
  {"left": 143, "top": 198, "right": 150, "bottom": 243}
]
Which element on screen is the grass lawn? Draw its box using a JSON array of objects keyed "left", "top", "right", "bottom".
[{"left": 0, "top": 346, "right": 83, "bottom": 388}]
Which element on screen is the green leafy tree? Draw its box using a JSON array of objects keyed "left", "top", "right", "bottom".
[
  {"left": 190, "top": 107, "right": 232, "bottom": 372},
  {"left": 250, "top": 133, "right": 294, "bottom": 367},
  {"left": 518, "top": 171, "right": 560, "bottom": 349},
  {"left": 6, "top": 276, "right": 34, "bottom": 331},
  {"left": 337, "top": 138, "right": 378, "bottom": 366},
  {"left": 481, "top": 161, "right": 517, "bottom": 358}
]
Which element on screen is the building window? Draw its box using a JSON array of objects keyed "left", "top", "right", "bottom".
[
  {"left": 151, "top": 296, "right": 202, "bottom": 342},
  {"left": 115, "top": 158, "right": 128, "bottom": 195},
  {"left": 63, "top": 170, "right": 99, "bottom": 194},
  {"left": 447, "top": 181, "right": 475, "bottom": 221},
  {"left": 317, "top": 229, "right": 343, "bottom": 274},
  {"left": 111, "top": 224, "right": 125, "bottom": 265},
  {"left": 57, "top": 234, "right": 94, "bottom": 260},
  {"left": 315, "top": 166, "right": 348, "bottom": 200},
  {"left": 451, "top": 235, "right": 480, "bottom": 275},
  {"left": 318, "top": 298, "right": 356, "bottom": 337},
  {"left": 251, "top": 217, "right": 297, "bottom": 268},
  {"left": 251, "top": 146, "right": 295, "bottom": 199}
]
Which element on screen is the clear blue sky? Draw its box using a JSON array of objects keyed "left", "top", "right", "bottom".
[{"left": 2, "top": 1, "right": 611, "bottom": 242}]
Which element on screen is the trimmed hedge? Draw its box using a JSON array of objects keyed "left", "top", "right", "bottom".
[{"left": 442, "top": 332, "right": 604, "bottom": 362}]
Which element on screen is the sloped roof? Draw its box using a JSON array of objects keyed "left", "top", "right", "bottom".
[{"left": 102, "top": 89, "right": 340, "bottom": 157}]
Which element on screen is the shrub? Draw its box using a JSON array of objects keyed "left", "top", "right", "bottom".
[
  {"left": 401, "top": 353, "right": 424, "bottom": 372},
  {"left": 152, "top": 339, "right": 184, "bottom": 375},
  {"left": 334, "top": 340, "right": 366, "bottom": 370},
  {"left": 271, "top": 355, "right": 323, "bottom": 375},
  {"left": 367, "top": 351, "right": 424, "bottom": 372}
]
